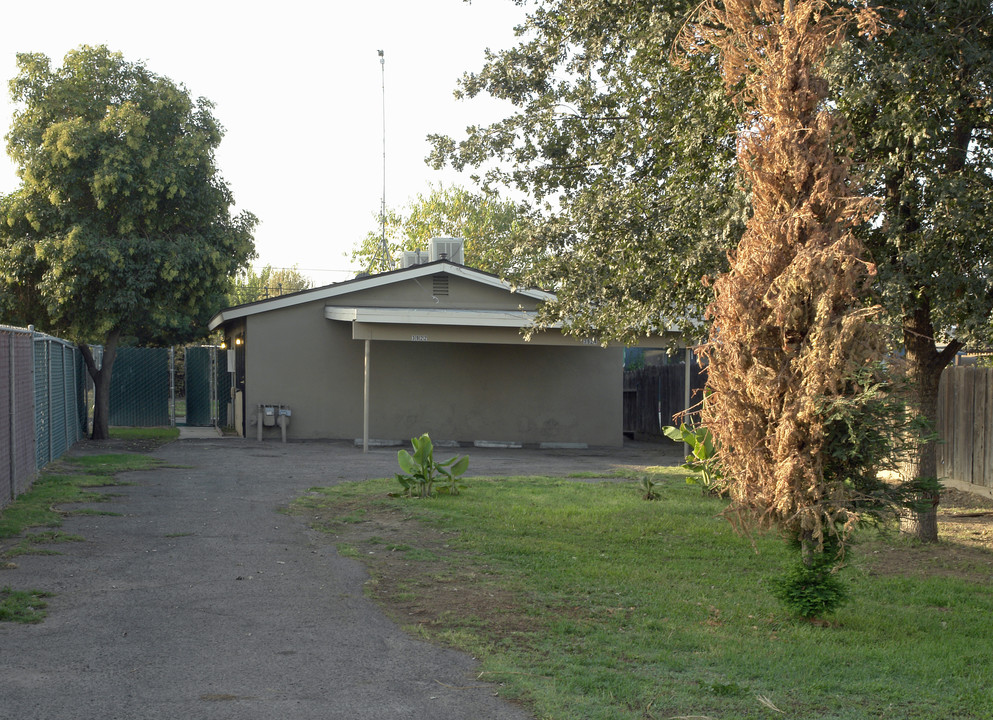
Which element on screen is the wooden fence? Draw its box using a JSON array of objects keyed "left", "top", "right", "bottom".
[
  {"left": 937, "top": 366, "right": 993, "bottom": 494},
  {"left": 622, "top": 363, "right": 993, "bottom": 489},
  {"left": 623, "top": 362, "right": 707, "bottom": 441}
]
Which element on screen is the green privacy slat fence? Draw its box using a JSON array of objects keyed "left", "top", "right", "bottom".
[
  {"left": 33, "top": 338, "right": 49, "bottom": 468},
  {"left": 181, "top": 345, "right": 228, "bottom": 428},
  {"left": 109, "top": 347, "right": 171, "bottom": 427},
  {"left": 216, "top": 350, "right": 230, "bottom": 428},
  {"left": 50, "top": 345, "right": 66, "bottom": 459},
  {"left": 31, "top": 333, "right": 87, "bottom": 471},
  {"left": 185, "top": 346, "right": 213, "bottom": 426}
]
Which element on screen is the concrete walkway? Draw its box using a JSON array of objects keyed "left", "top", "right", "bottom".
[
  {"left": 1, "top": 437, "right": 677, "bottom": 719},
  {"left": 176, "top": 424, "right": 222, "bottom": 439}
]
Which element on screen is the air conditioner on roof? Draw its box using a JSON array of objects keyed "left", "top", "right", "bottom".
[
  {"left": 401, "top": 250, "right": 430, "bottom": 268},
  {"left": 429, "top": 237, "right": 465, "bottom": 265}
]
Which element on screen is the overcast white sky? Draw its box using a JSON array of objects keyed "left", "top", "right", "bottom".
[{"left": 0, "top": 0, "right": 528, "bottom": 286}]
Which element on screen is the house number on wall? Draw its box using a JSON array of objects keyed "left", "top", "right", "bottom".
[{"left": 411, "top": 335, "right": 428, "bottom": 342}]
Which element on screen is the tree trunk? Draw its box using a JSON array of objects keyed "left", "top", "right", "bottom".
[
  {"left": 800, "top": 530, "right": 816, "bottom": 568},
  {"left": 898, "top": 304, "right": 961, "bottom": 542},
  {"left": 79, "top": 330, "right": 121, "bottom": 441}
]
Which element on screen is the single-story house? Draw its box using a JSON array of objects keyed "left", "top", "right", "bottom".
[{"left": 208, "top": 252, "right": 679, "bottom": 448}]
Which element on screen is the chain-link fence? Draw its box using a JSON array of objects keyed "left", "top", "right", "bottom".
[
  {"left": 33, "top": 332, "right": 88, "bottom": 470},
  {"left": 108, "top": 347, "right": 172, "bottom": 427},
  {"left": 2, "top": 325, "right": 89, "bottom": 509},
  {"left": 184, "top": 346, "right": 213, "bottom": 426},
  {"left": 2, "top": 330, "right": 233, "bottom": 508},
  {"left": 2, "top": 327, "right": 36, "bottom": 507},
  {"left": 182, "top": 346, "right": 229, "bottom": 427},
  {"left": 106, "top": 345, "right": 229, "bottom": 428}
]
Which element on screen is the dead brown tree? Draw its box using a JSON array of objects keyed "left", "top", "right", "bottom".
[{"left": 681, "top": 1, "right": 886, "bottom": 562}]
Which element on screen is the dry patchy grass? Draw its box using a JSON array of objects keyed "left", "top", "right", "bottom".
[{"left": 860, "top": 488, "right": 993, "bottom": 583}]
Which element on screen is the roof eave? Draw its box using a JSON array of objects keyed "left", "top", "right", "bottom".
[{"left": 207, "top": 261, "right": 552, "bottom": 328}]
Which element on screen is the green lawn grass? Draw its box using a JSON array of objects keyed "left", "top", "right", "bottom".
[{"left": 296, "top": 470, "right": 993, "bottom": 720}]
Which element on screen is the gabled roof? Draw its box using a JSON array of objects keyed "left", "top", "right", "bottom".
[{"left": 207, "top": 261, "right": 554, "bottom": 331}]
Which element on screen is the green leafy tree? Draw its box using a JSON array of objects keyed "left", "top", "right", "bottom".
[
  {"left": 432, "top": 0, "right": 993, "bottom": 541},
  {"left": 428, "top": 1, "right": 746, "bottom": 342},
  {"left": 353, "top": 184, "right": 531, "bottom": 276},
  {"left": 0, "top": 46, "right": 256, "bottom": 439},
  {"left": 831, "top": 0, "right": 993, "bottom": 540},
  {"left": 227, "top": 264, "right": 312, "bottom": 306}
]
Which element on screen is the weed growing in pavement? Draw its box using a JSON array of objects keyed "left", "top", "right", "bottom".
[
  {"left": 4, "top": 531, "right": 85, "bottom": 558},
  {"left": 0, "top": 586, "right": 54, "bottom": 623},
  {"left": 0, "top": 451, "right": 163, "bottom": 624}
]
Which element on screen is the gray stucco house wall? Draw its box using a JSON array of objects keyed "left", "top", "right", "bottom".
[{"left": 209, "top": 261, "right": 625, "bottom": 447}]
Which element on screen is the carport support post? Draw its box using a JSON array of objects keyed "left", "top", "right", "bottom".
[{"left": 363, "top": 339, "right": 370, "bottom": 454}]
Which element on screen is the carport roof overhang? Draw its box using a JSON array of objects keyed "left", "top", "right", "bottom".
[
  {"left": 323, "top": 306, "right": 683, "bottom": 347},
  {"left": 325, "top": 306, "right": 542, "bottom": 328},
  {"left": 329, "top": 305, "right": 691, "bottom": 453}
]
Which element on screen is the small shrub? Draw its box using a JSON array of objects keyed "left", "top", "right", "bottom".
[
  {"left": 394, "top": 434, "right": 469, "bottom": 498},
  {"left": 771, "top": 553, "right": 849, "bottom": 619}
]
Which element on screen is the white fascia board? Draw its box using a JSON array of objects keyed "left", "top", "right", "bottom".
[
  {"left": 208, "top": 312, "right": 232, "bottom": 331},
  {"left": 444, "top": 264, "right": 555, "bottom": 303},
  {"left": 318, "top": 263, "right": 553, "bottom": 303},
  {"left": 324, "top": 306, "right": 553, "bottom": 328},
  {"left": 207, "top": 262, "right": 552, "bottom": 330}
]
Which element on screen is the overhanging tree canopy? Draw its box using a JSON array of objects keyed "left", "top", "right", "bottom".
[
  {"left": 833, "top": 0, "right": 993, "bottom": 538},
  {"left": 0, "top": 45, "right": 256, "bottom": 438},
  {"left": 431, "top": 0, "right": 993, "bottom": 541},
  {"left": 428, "top": 0, "right": 746, "bottom": 343}
]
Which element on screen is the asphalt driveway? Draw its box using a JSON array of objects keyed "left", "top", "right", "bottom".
[{"left": 0, "top": 436, "right": 677, "bottom": 719}]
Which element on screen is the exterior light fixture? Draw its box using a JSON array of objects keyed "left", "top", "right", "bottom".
[{"left": 235, "top": 337, "right": 243, "bottom": 346}]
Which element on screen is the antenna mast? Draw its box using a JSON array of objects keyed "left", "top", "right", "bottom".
[{"left": 372, "top": 49, "right": 393, "bottom": 272}]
